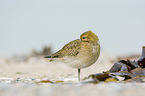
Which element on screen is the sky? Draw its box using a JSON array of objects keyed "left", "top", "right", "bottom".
[{"left": 0, "top": 0, "right": 145, "bottom": 57}]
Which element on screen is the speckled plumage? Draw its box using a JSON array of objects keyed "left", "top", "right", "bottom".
[{"left": 44, "top": 30, "right": 100, "bottom": 81}]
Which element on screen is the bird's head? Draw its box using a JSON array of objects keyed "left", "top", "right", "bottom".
[{"left": 80, "top": 30, "right": 99, "bottom": 44}]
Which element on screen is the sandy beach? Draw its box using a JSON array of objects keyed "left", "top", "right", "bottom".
[
  {"left": 0, "top": 51, "right": 145, "bottom": 96},
  {"left": 0, "top": 51, "right": 115, "bottom": 80},
  {"left": 0, "top": 52, "right": 145, "bottom": 96}
]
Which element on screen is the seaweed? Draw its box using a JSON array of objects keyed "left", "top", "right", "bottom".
[{"left": 84, "top": 55, "right": 145, "bottom": 83}]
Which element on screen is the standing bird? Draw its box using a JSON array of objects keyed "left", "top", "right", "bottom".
[{"left": 44, "top": 30, "right": 100, "bottom": 81}]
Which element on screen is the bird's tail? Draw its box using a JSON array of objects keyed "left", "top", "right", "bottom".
[
  {"left": 44, "top": 55, "right": 51, "bottom": 58},
  {"left": 44, "top": 55, "right": 62, "bottom": 62},
  {"left": 44, "top": 55, "right": 53, "bottom": 62}
]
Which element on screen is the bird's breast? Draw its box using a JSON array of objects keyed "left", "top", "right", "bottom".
[{"left": 62, "top": 42, "right": 100, "bottom": 69}]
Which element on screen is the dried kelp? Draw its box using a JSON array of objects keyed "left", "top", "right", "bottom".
[
  {"left": 84, "top": 57, "right": 145, "bottom": 83},
  {"left": 35, "top": 79, "right": 64, "bottom": 84}
]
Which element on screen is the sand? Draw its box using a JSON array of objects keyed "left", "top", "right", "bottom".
[{"left": 0, "top": 51, "right": 145, "bottom": 96}]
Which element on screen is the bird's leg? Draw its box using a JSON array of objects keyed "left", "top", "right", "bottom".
[{"left": 78, "top": 69, "right": 81, "bottom": 81}]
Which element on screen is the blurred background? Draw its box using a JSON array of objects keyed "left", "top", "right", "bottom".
[{"left": 0, "top": 0, "right": 145, "bottom": 57}]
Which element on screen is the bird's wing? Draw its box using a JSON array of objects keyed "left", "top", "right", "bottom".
[{"left": 51, "top": 39, "right": 81, "bottom": 58}]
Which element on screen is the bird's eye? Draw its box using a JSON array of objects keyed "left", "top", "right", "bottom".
[{"left": 82, "top": 37, "right": 86, "bottom": 39}]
